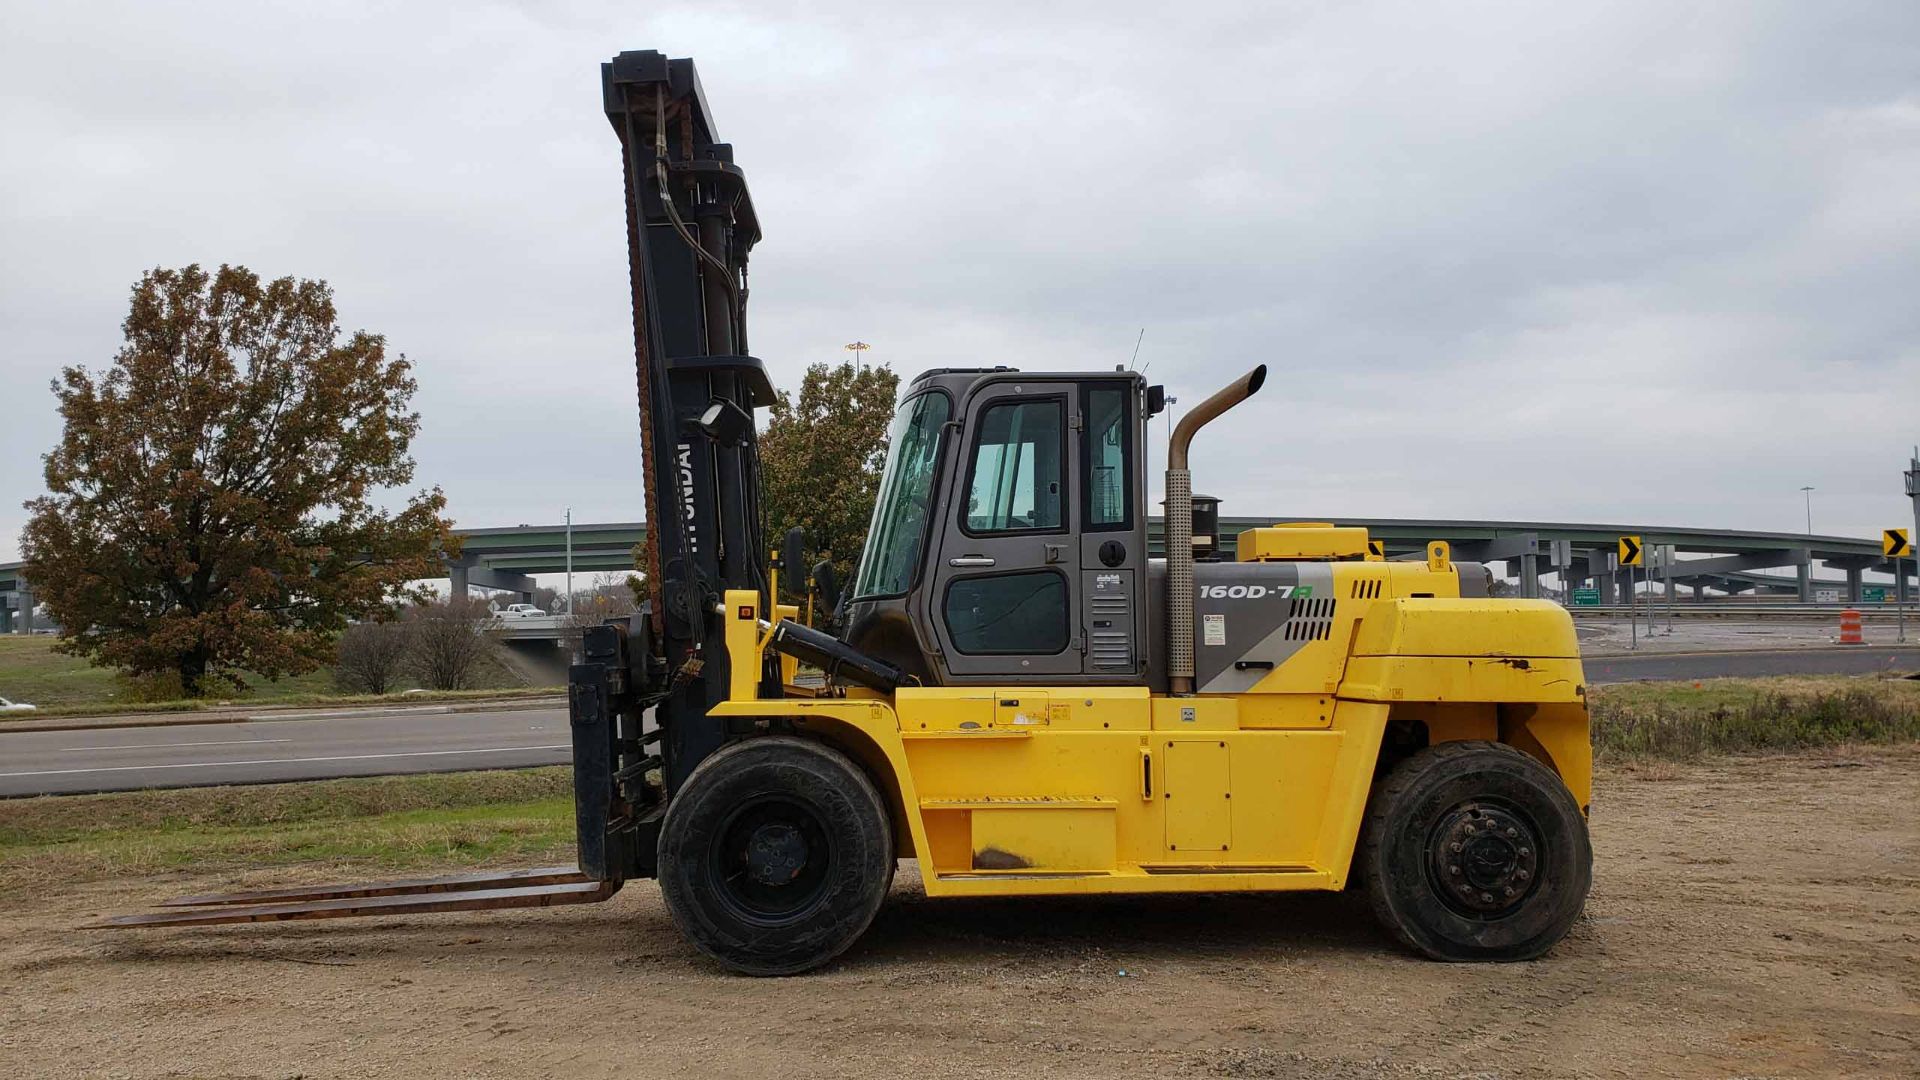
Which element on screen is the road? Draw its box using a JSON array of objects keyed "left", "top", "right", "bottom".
[
  {"left": 1584, "top": 645, "right": 1920, "bottom": 683},
  {"left": 2, "top": 646, "right": 1915, "bottom": 797},
  {"left": 0, "top": 706, "right": 569, "bottom": 797}
]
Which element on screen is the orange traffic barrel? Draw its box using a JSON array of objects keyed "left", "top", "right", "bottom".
[{"left": 1838, "top": 608, "right": 1864, "bottom": 645}]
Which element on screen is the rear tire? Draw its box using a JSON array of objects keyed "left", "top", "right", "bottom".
[
  {"left": 658, "top": 736, "right": 892, "bottom": 976},
  {"left": 1360, "top": 740, "right": 1590, "bottom": 961}
]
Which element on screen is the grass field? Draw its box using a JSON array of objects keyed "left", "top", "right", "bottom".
[
  {"left": 0, "top": 769, "right": 574, "bottom": 899},
  {"left": 0, "top": 634, "right": 554, "bottom": 718}
]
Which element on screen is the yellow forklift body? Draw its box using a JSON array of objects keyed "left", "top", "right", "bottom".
[{"left": 715, "top": 524, "right": 1593, "bottom": 901}]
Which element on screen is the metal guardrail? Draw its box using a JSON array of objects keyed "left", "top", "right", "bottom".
[{"left": 1565, "top": 603, "right": 1913, "bottom": 619}]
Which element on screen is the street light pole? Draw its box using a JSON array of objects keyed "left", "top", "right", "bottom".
[
  {"left": 1800, "top": 485, "right": 1814, "bottom": 535},
  {"left": 844, "top": 340, "right": 871, "bottom": 374},
  {"left": 565, "top": 507, "right": 574, "bottom": 617}
]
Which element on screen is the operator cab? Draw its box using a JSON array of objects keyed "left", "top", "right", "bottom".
[{"left": 840, "top": 367, "right": 1155, "bottom": 685}]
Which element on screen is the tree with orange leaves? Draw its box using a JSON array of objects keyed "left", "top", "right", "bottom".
[{"left": 22, "top": 265, "right": 455, "bottom": 695}]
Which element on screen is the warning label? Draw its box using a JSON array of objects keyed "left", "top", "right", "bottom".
[{"left": 1203, "top": 613, "right": 1226, "bottom": 646}]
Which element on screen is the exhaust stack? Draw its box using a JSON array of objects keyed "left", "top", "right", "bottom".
[{"left": 1166, "top": 364, "right": 1267, "bottom": 695}]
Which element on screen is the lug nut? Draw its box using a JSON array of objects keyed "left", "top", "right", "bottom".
[
  {"left": 1506, "top": 827, "right": 1518, "bottom": 838},
  {"left": 1449, "top": 865, "right": 1460, "bottom": 875},
  {"left": 1450, "top": 842, "right": 1462, "bottom": 853},
  {"left": 1517, "top": 869, "right": 1530, "bottom": 881},
  {"left": 1480, "top": 892, "right": 1493, "bottom": 903},
  {"left": 1504, "top": 886, "right": 1516, "bottom": 897},
  {"left": 1464, "top": 825, "right": 1476, "bottom": 835},
  {"left": 1518, "top": 847, "right": 1531, "bottom": 857}
]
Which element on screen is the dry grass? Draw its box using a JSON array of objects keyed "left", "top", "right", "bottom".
[{"left": 1589, "top": 675, "right": 1920, "bottom": 761}]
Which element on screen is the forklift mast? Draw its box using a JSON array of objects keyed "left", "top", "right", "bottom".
[{"left": 573, "top": 52, "right": 779, "bottom": 877}]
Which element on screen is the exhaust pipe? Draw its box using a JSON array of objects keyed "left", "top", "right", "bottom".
[{"left": 1166, "top": 364, "right": 1267, "bottom": 695}]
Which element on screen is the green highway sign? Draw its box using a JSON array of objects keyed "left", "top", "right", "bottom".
[
  {"left": 1861, "top": 586, "right": 1888, "bottom": 604},
  {"left": 1571, "top": 588, "right": 1601, "bottom": 606}
]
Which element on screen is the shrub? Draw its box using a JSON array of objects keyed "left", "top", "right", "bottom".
[
  {"left": 333, "top": 620, "right": 413, "bottom": 695},
  {"left": 405, "top": 597, "right": 498, "bottom": 691}
]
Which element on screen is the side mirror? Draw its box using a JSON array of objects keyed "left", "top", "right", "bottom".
[
  {"left": 811, "top": 560, "right": 842, "bottom": 619},
  {"left": 781, "top": 527, "right": 806, "bottom": 596}
]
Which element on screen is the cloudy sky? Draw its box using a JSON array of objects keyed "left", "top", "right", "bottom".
[{"left": 3, "top": 1, "right": 1916, "bottom": 565}]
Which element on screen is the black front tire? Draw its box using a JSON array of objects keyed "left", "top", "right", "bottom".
[
  {"left": 1360, "top": 740, "right": 1591, "bottom": 962},
  {"left": 658, "top": 736, "right": 893, "bottom": 976}
]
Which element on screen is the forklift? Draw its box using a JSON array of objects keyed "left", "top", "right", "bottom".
[{"left": 103, "top": 50, "right": 1593, "bottom": 975}]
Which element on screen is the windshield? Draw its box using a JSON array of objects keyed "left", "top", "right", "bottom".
[{"left": 853, "top": 390, "right": 951, "bottom": 598}]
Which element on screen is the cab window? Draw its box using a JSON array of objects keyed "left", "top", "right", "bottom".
[
  {"left": 1084, "top": 385, "right": 1131, "bottom": 530},
  {"left": 964, "top": 398, "right": 1064, "bottom": 534},
  {"left": 943, "top": 571, "right": 1070, "bottom": 654}
]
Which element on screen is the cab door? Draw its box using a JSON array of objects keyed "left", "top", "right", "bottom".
[{"left": 926, "top": 381, "right": 1083, "bottom": 679}]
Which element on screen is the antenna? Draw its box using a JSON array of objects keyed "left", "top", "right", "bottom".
[{"left": 1130, "top": 327, "right": 1147, "bottom": 371}]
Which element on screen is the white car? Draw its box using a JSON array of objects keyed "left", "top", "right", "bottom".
[
  {"left": 0, "top": 696, "right": 36, "bottom": 715},
  {"left": 495, "top": 603, "right": 547, "bottom": 620}
]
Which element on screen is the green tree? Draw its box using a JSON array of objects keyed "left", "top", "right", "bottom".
[
  {"left": 21, "top": 264, "right": 455, "bottom": 695},
  {"left": 758, "top": 361, "right": 900, "bottom": 594}
]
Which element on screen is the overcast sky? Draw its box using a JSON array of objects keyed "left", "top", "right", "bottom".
[{"left": 3, "top": 1, "right": 1916, "bottom": 565}]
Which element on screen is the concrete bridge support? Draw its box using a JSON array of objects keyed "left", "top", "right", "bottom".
[
  {"left": 449, "top": 558, "right": 536, "bottom": 603},
  {"left": 5, "top": 583, "right": 34, "bottom": 634},
  {"left": 497, "top": 639, "right": 572, "bottom": 687},
  {"left": 1503, "top": 556, "right": 1542, "bottom": 599},
  {"left": 1579, "top": 550, "right": 1613, "bottom": 603}
]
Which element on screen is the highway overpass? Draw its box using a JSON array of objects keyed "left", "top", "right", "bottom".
[
  {"left": 435, "top": 517, "right": 1913, "bottom": 606},
  {"left": 5, "top": 516, "right": 1912, "bottom": 633}
]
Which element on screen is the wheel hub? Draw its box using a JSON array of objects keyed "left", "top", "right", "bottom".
[
  {"left": 1430, "top": 802, "right": 1540, "bottom": 916},
  {"left": 744, "top": 822, "right": 809, "bottom": 887},
  {"left": 710, "top": 796, "right": 836, "bottom": 924}
]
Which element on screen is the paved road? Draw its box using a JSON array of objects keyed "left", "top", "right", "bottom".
[
  {"left": 0, "top": 706, "right": 569, "bottom": 797},
  {"left": 1584, "top": 646, "right": 1920, "bottom": 683}
]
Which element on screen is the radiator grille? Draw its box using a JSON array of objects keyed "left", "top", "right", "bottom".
[
  {"left": 1282, "top": 596, "right": 1337, "bottom": 641},
  {"left": 1349, "top": 578, "right": 1383, "bottom": 599}
]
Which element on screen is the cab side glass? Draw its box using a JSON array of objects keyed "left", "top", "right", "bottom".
[
  {"left": 965, "top": 399, "right": 1064, "bottom": 533},
  {"left": 1085, "top": 387, "right": 1130, "bottom": 529}
]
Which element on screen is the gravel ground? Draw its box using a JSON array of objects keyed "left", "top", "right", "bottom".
[{"left": 2, "top": 747, "right": 1915, "bottom": 1079}]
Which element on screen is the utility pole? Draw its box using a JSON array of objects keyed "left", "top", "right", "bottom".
[
  {"left": 1800, "top": 485, "right": 1815, "bottom": 535},
  {"left": 565, "top": 507, "right": 574, "bottom": 617},
  {"left": 1905, "top": 448, "right": 1919, "bottom": 642}
]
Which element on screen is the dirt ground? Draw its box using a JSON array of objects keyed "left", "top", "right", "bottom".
[{"left": 2, "top": 750, "right": 1915, "bottom": 1079}]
